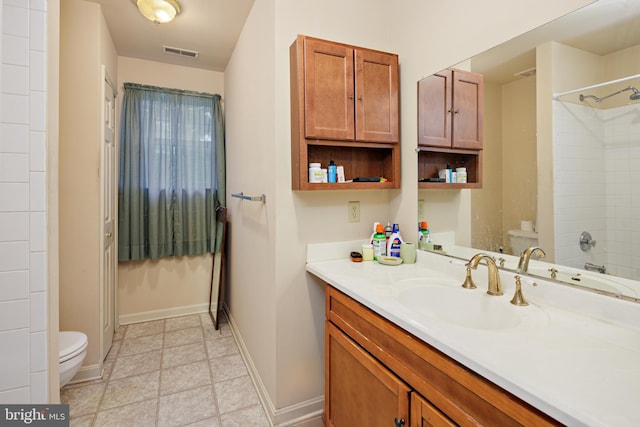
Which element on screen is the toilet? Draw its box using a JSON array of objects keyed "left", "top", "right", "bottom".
[
  {"left": 59, "top": 331, "right": 88, "bottom": 388},
  {"left": 508, "top": 229, "right": 539, "bottom": 256}
]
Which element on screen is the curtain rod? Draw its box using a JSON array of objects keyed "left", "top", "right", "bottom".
[
  {"left": 123, "top": 82, "right": 221, "bottom": 100},
  {"left": 552, "top": 73, "right": 640, "bottom": 100}
]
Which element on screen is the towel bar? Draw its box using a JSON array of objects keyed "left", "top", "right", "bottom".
[{"left": 232, "top": 192, "right": 266, "bottom": 203}]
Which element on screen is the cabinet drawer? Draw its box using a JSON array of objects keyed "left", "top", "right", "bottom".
[{"left": 326, "top": 286, "right": 560, "bottom": 426}]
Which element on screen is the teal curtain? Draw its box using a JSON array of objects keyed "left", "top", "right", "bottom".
[{"left": 118, "top": 83, "right": 226, "bottom": 261}]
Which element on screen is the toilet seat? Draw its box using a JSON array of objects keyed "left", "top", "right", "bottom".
[{"left": 59, "top": 331, "right": 88, "bottom": 363}]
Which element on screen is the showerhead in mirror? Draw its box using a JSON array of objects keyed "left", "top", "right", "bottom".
[{"left": 580, "top": 86, "right": 640, "bottom": 103}]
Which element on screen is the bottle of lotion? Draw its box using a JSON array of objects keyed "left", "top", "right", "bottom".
[{"left": 372, "top": 223, "right": 387, "bottom": 260}]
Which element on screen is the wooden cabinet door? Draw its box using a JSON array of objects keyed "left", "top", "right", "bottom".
[
  {"left": 452, "top": 69, "right": 483, "bottom": 149},
  {"left": 303, "top": 38, "right": 355, "bottom": 141},
  {"left": 410, "top": 393, "right": 456, "bottom": 427},
  {"left": 355, "top": 48, "right": 399, "bottom": 143},
  {"left": 418, "top": 69, "right": 483, "bottom": 149},
  {"left": 325, "top": 321, "right": 410, "bottom": 427},
  {"left": 418, "top": 70, "right": 452, "bottom": 147}
]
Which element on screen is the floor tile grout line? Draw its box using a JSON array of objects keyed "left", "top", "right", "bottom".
[
  {"left": 154, "top": 319, "right": 167, "bottom": 426},
  {"left": 202, "top": 311, "right": 224, "bottom": 425}
]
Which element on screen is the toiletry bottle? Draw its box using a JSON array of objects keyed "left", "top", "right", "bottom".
[
  {"left": 384, "top": 222, "right": 392, "bottom": 245},
  {"left": 419, "top": 221, "right": 430, "bottom": 250},
  {"left": 387, "top": 224, "right": 404, "bottom": 258},
  {"left": 369, "top": 222, "right": 381, "bottom": 245},
  {"left": 328, "top": 159, "right": 337, "bottom": 183},
  {"left": 308, "top": 163, "right": 322, "bottom": 183},
  {"left": 421, "top": 221, "right": 430, "bottom": 242},
  {"left": 372, "top": 223, "right": 387, "bottom": 260}
]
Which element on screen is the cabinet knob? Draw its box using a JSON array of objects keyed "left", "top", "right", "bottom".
[
  {"left": 348, "top": 95, "right": 354, "bottom": 100},
  {"left": 358, "top": 95, "right": 363, "bottom": 101},
  {"left": 394, "top": 418, "right": 405, "bottom": 427}
]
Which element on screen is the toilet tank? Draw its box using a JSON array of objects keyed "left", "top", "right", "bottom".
[{"left": 508, "top": 229, "right": 539, "bottom": 255}]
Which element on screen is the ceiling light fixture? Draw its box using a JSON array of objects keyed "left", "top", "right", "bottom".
[{"left": 136, "top": 0, "right": 181, "bottom": 24}]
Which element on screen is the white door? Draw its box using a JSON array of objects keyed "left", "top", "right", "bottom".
[{"left": 101, "top": 68, "right": 117, "bottom": 361}]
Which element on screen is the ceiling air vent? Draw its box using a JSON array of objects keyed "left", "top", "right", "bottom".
[{"left": 163, "top": 46, "right": 199, "bottom": 58}]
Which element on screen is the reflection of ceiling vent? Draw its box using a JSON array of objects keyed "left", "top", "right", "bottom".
[
  {"left": 163, "top": 46, "right": 199, "bottom": 58},
  {"left": 514, "top": 67, "right": 536, "bottom": 78}
]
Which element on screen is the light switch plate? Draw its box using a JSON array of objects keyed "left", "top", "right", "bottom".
[{"left": 348, "top": 201, "right": 360, "bottom": 223}]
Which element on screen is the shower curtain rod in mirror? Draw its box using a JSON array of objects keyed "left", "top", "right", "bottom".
[{"left": 552, "top": 73, "right": 640, "bottom": 100}]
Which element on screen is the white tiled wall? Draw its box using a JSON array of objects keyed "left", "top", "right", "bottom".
[
  {"left": 553, "top": 101, "right": 640, "bottom": 280},
  {"left": 603, "top": 104, "right": 640, "bottom": 280},
  {"left": 0, "top": 0, "right": 49, "bottom": 403}
]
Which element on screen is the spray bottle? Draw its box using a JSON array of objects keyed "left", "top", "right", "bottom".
[{"left": 387, "top": 224, "right": 404, "bottom": 258}]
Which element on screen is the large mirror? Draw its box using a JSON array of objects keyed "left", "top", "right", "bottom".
[{"left": 419, "top": 0, "right": 640, "bottom": 302}]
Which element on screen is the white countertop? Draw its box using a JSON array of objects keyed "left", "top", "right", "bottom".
[{"left": 306, "top": 241, "right": 640, "bottom": 427}]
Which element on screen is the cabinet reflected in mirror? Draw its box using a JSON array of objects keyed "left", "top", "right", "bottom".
[
  {"left": 418, "top": 68, "right": 484, "bottom": 189},
  {"left": 417, "top": 0, "right": 640, "bottom": 300}
]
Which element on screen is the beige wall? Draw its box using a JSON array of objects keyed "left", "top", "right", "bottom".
[
  {"left": 225, "top": 0, "right": 592, "bottom": 423},
  {"left": 116, "top": 57, "right": 225, "bottom": 322},
  {"left": 472, "top": 81, "right": 503, "bottom": 251},
  {"left": 502, "top": 76, "right": 538, "bottom": 252},
  {"left": 59, "top": 0, "right": 117, "bottom": 372}
]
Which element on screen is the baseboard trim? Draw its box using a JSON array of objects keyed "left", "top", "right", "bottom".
[
  {"left": 119, "top": 303, "right": 209, "bottom": 325},
  {"left": 223, "top": 305, "right": 324, "bottom": 427},
  {"left": 69, "top": 363, "right": 102, "bottom": 385}
]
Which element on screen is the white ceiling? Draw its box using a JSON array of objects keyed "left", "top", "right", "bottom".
[
  {"left": 88, "top": 0, "right": 255, "bottom": 72},
  {"left": 471, "top": 0, "right": 640, "bottom": 84},
  {"left": 90, "top": 0, "right": 639, "bottom": 80}
]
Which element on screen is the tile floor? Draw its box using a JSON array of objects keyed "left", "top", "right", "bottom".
[{"left": 61, "top": 313, "right": 318, "bottom": 427}]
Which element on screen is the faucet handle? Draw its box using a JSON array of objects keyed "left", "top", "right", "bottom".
[
  {"left": 461, "top": 264, "right": 477, "bottom": 289},
  {"left": 510, "top": 275, "right": 529, "bottom": 306},
  {"left": 548, "top": 268, "right": 558, "bottom": 279}
]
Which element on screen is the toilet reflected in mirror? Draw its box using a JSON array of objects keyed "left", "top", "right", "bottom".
[{"left": 508, "top": 229, "right": 538, "bottom": 256}]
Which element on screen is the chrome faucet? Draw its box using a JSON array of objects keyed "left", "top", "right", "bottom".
[
  {"left": 585, "top": 262, "right": 606, "bottom": 274},
  {"left": 463, "top": 253, "right": 503, "bottom": 296},
  {"left": 517, "top": 246, "right": 546, "bottom": 274}
]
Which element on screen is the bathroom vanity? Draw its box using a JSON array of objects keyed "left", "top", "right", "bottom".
[
  {"left": 325, "top": 286, "right": 556, "bottom": 426},
  {"left": 307, "top": 242, "right": 640, "bottom": 426}
]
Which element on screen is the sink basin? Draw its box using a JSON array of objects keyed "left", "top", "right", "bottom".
[{"left": 395, "top": 284, "right": 548, "bottom": 331}]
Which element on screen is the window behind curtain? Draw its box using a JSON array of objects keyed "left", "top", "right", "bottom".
[{"left": 118, "top": 83, "right": 225, "bottom": 261}]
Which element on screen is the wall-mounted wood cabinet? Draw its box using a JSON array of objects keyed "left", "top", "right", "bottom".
[
  {"left": 418, "top": 68, "right": 483, "bottom": 189},
  {"left": 290, "top": 35, "right": 400, "bottom": 190},
  {"left": 325, "top": 286, "right": 560, "bottom": 426}
]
